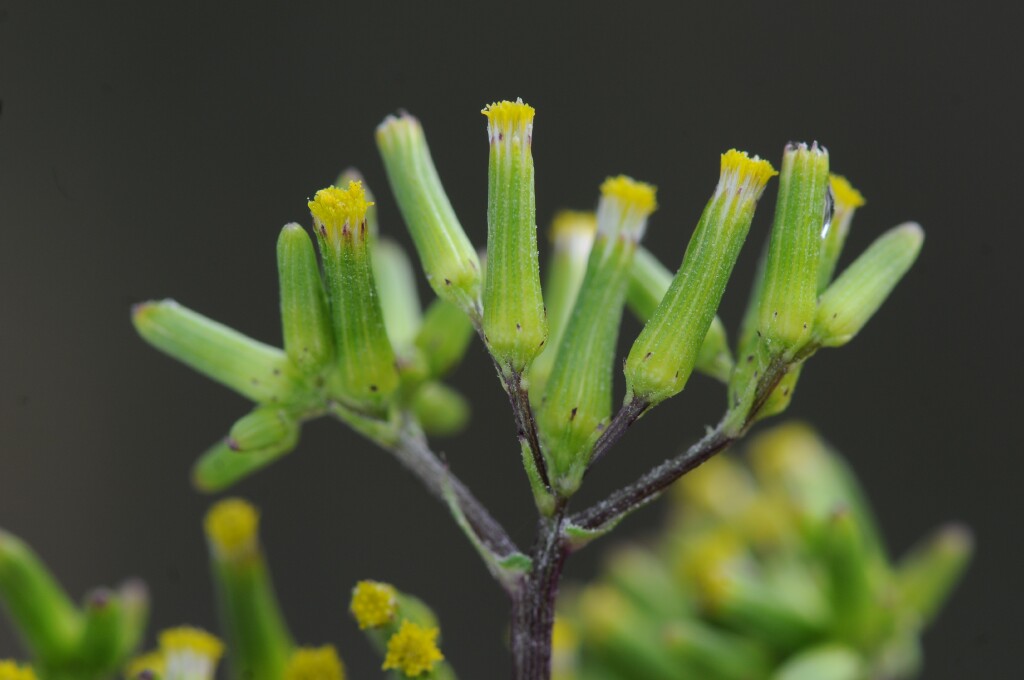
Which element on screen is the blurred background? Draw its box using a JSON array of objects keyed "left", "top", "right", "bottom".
[{"left": 1, "top": 1, "right": 1020, "bottom": 677}]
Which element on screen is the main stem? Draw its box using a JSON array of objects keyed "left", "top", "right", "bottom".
[{"left": 510, "top": 506, "right": 569, "bottom": 680}]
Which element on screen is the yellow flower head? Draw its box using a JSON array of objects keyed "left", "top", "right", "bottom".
[
  {"left": 308, "top": 182, "right": 374, "bottom": 242},
  {"left": 204, "top": 498, "right": 259, "bottom": 561},
  {"left": 718, "top": 149, "right": 778, "bottom": 200},
  {"left": 382, "top": 620, "right": 444, "bottom": 677},
  {"left": 597, "top": 176, "right": 658, "bottom": 241},
  {"left": 125, "top": 651, "right": 166, "bottom": 679},
  {"left": 481, "top": 98, "right": 535, "bottom": 145},
  {"left": 350, "top": 580, "right": 398, "bottom": 629},
  {"left": 829, "top": 173, "right": 866, "bottom": 210},
  {"left": 158, "top": 626, "right": 224, "bottom": 680},
  {"left": 0, "top": 661, "right": 36, "bottom": 680},
  {"left": 284, "top": 645, "right": 346, "bottom": 680}
]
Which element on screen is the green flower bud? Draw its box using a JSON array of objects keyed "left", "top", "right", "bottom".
[
  {"left": 626, "top": 246, "right": 734, "bottom": 384},
  {"left": 772, "top": 644, "right": 865, "bottom": 680},
  {"left": 814, "top": 223, "right": 924, "bottom": 347},
  {"left": 376, "top": 112, "right": 482, "bottom": 316},
  {"left": 481, "top": 99, "right": 548, "bottom": 373},
  {"left": 411, "top": 381, "right": 470, "bottom": 437},
  {"left": 895, "top": 523, "right": 972, "bottom": 627},
  {"left": 132, "top": 300, "right": 300, "bottom": 404},
  {"left": 821, "top": 509, "right": 877, "bottom": 644},
  {"left": 309, "top": 182, "right": 399, "bottom": 415},
  {"left": 530, "top": 210, "right": 596, "bottom": 396},
  {"left": 204, "top": 499, "right": 294, "bottom": 680},
  {"left": 818, "top": 175, "right": 865, "bottom": 292},
  {"left": 625, "top": 150, "right": 775, "bottom": 405},
  {"left": 758, "top": 142, "right": 831, "bottom": 356},
  {"left": 662, "top": 620, "right": 772, "bottom": 680},
  {"left": 372, "top": 238, "right": 423, "bottom": 352},
  {"left": 192, "top": 413, "right": 299, "bottom": 492},
  {"left": 0, "top": 530, "right": 82, "bottom": 661},
  {"left": 277, "top": 224, "right": 333, "bottom": 375},
  {"left": 414, "top": 297, "right": 475, "bottom": 380},
  {"left": 537, "top": 176, "right": 657, "bottom": 496},
  {"left": 78, "top": 589, "right": 127, "bottom": 671}
]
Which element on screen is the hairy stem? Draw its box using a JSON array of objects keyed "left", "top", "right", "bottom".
[{"left": 586, "top": 396, "right": 649, "bottom": 471}]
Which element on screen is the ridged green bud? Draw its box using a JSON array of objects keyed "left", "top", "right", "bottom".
[
  {"left": 530, "top": 210, "right": 596, "bottom": 396},
  {"left": 821, "top": 509, "right": 876, "bottom": 644},
  {"left": 772, "top": 644, "right": 864, "bottom": 680},
  {"left": 132, "top": 300, "right": 300, "bottom": 404},
  {"left": 0, "top": 530, "right": 83, "bottom": 662},
  {"left": 376, "top": 112, "right": 482, "bottom": 316},
  {"left": 78, "top": 588, "right": 128, "bottom": 671},
  {"left": 818, "top": 175, "right": 865, "bottom": 292},
  {"left": 277, "top": 224, "right": 333, "bottom": 375},
  {"left": 758, "top": 142, "right": 831, "bottom": 356},
  {"left": 537, "top": 176, "right": 657, "bottom": 495},
  {"left": 309, "top": 182, "right": 399, "bottom": 415},
  {"left": 372, "top": 238, "right": 423, "bottom": 352},
  {"left": 481, "top": 99, "right": 548, "bottom": 373},
  {"left": 192, "top": 412, "right": 299, "bottom": 492},
  {"left": 895, "top": 523, "right": 972, "bottom": 627},
  {"left": 204, "top": 499, "right": 294, "bottom": 680},
  {"left": 411, "top": 381, "right": 470, "bottom": 437},
  {"left": 625, "top": 150, "right": 775, "bottom": 405},
  {"left": 814, "top": 223, "right": 924, "bottom": 347},
  {"left": 626, "top": 246, "right": 734, "bottom": 384},
  {"left": 414, "top": 297, "right": 474, "bottom": 380}
]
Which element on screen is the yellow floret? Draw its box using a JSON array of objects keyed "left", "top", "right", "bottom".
[
  {"left": 382, "top": 620, "right": 444, "bottom": 677},
  {"left": 350, "top": 580, "right": 398, "bottom": 629},
  {"left": 158, "top": 626, "right": 224, "bottom": 661},
  {"left": 720, "top": 149, "right": 778, "bottom": 192},
  {"left": 284, "top": 645, "right": 346, "bottom": 680},
  {"left": 204, "top": 498, "right": 259, "bottom": 561},
  {"left": 308, "top": 182, "right": 374, "bottom": 237},
  {"left": 550, "top": 210, "right": 597, "bottom": 242},
  {"left": 125, "top": 651, "right": 166, "bottom": 679},
  {"left": 829, "top": 174, "right": 866, "bottom": 209},
  {"left": 681, "top": 530, "right": 743, "bottom": 611},
  {"left": 481, "top": 98, "right": 536, "bottom": 129},
  {"left": 600, "top": 176, "right": 658, "bottom": 214},
  {"left": 0, "top": 661, "right": 36, "bottom": 680},
  {"left": 550, "top": 616, "right": 578, "bottom": 654}
]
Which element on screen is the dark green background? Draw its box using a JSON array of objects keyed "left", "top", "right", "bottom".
[{"left": 1, "top": 1, "right": 1019, "bottom": 677}]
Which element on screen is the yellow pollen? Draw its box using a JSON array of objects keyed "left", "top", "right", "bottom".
[
  {"left": 308, "top": 182, "right": 374, "bottom": 235},
  {"left": 600, "top": 176, "right": 658, "bottom": 214},
  {"left": 158, "top": 626, "right": 225, "bottom": 661},
  {"left": 720, "top": 149, "right": 778, "bottom": 189},
  {"left": 550, "top": 210, "right": 596, "bottom": 241},
  {"left": 382, "top": 620, "right": 445, "bottom": 677},
  {"left": 0, "top": 661, "right": 36, "bottom": 680},
  {"left": 125, "top": 651, "right": 166, "bottom": 679},
  {"left": 204, "top": 498, "right": 259, "bottom": 560},
  {"left": 829, "top": 174, "right": 866, "bottom": 209},
  {"left": 350, "top": 580, "right": 398, "bottom": 629},
  {"left": 284, "top": 646, "right": 346, "bottom": 680},
  {"left": 481, "top": 98, "right": 535, "bottom": 129}
]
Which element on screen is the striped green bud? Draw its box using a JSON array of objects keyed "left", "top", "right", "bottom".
[
  {"left": 309, "top": 182, "right": 399, "bottom": 415},
  {"left": 132, "top": 300, "right": 300, "bottom": 404},
  {"left": 411, "top": 381, "right": 470, "bottom": 437},
  {"left": 481, "top": 99, "right": 548, "bottom": 373},
  {"left": 78, "top": 589, "right": 127, "bottom": 671},
  {"left": 537, "top": 176, "right": 656, "bottom": 496},
  {"left": 772, "top": 644, "right": 865, "bottom": 680},
  {"left": 376, "top": 112, "right": 482, "bottom": 316},
  {"left": 758, "top": 142, "right": 831, "bottom": 356},
  {"left": 814, "top": 223, "right": 924, "bottom": 347},
  {"left": 414, "top": 297, "right": 474, "bottom": 380},
  {"left": 204, "top": 499, "right": 294, "bottom": 680},
  {"left": 818, "top": 175, "right": 865, "bottom": 292},
  {"left": 0, "top": 530, "right": 82, "bottom": 661},
  {"left": 192, "top": 412, "right": 299, "bottom": 492},
  {"left": 530, "top": 210, "right": 596, "bottom": 396},
  {"left": 626, "top": 246, "right": 734, "bottom": 384},
  {"left": 372, "top": 238, "right": 423, "bottom": 352},
  {"left": 625, "top": 150, "right": 775, "bottom": 405},
  {"left": 895, "top": 523, "right": 972, "bottom": 627},
  {"left": 277, "top": 224, "right": 333, "bottom": 375}
]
